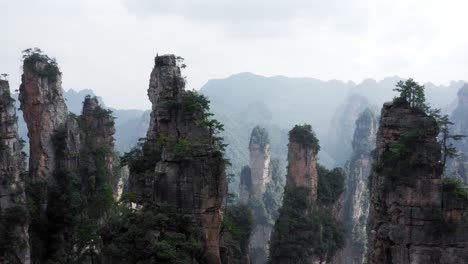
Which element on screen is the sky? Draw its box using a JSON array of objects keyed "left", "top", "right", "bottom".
[{"left": 1, "top": 0, "right": 468, "bottom": 109}]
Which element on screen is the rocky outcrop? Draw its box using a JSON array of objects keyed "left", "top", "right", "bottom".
[
  {"left": 19, "top": 52, "right": 116, "bottom": 263},
  {"left": 19, "top": 55, "right": 71, "bottom": 263},
  {"left": 271, "top": 124, "right": 345, "bottom": 264},
  {"left": 335, "top": 108, "right": 377, "bottom": 264},
  {"left": 287, "top": 125, "right": 319, "bottom": 201},
  {"left": 0, "top": 80, "right": 30, "bottom": 264},
  {"left": 367, "top": 101, "right": 468, "bottom": 264},
  {"left": 248, "top": 126, "right": 271, "bottom": 197},
  {"left": 129, "top": 54, "right": 227, "bottom": 263},
  {"left": 238, "top": 126, "right": 273, "bottom": 264},
  {"left": 449, "top": 84, "right": 468, "bottom": 183},
  {"left": 19, "top": 59, "right": 67, "bottom": 182},
  {"left": 80, "top": 96, "right": 115, "bottom": 188}
]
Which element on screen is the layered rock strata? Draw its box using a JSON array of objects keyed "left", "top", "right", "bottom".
[
  {"left": 0, "top": 80, "right": 30, "bottom": 264},
  {"left": 367, "top": 101, "right": 468, "bottom": 264},
  {"left": 239, "top": 126, "right": 272, "bottom": 264},
  {"left": 129, "top": 55, "right": 227, "bottom": 263},
  {"left": 335, "top": 108, "right": 377, "bottom": 264}
]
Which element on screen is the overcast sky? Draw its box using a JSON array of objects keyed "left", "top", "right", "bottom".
[{"left": 1, "top": 0, "right": 467, "bottom": 109}]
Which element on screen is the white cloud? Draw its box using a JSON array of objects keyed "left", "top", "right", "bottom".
[{"left": 0, "top": 0, "right": 467, "bottom": 109}]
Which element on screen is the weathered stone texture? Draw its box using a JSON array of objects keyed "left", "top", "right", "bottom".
[
  {"left": 334, "top": 109, "right": 376, "bottom": 264},
  {"left": 0, "top": 80, "right": 30, "bottom": 264},
  {"left": 287, "top": 140, "right": 318, "bottom": 201},
  {"left": 129, "top": 54, "right": 227, "bottom": 264},
  {"left": 367, "top": 101, "right": 468, "bottom": 264}
]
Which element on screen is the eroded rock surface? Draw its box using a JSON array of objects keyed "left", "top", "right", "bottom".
[
  {"left": 367, "top": 101, "right": 468, "bottom": 264},
  {"left": 335, "top": 108, "right": 377, "bottom": 264},
  {"left": 129, "top": 55, "right": 227, "bottom": 263},
  {"left": 0, "top": 80, "right": 30, "bottom": 264}
]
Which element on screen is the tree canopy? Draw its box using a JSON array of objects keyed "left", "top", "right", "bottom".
[{"left": 393, "top": 78, "right": 426, "bottom": 109}]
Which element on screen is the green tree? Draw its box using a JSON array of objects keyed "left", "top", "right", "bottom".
[
  {"left": 269, "top": 186, "right": 344, "bottom": 263},
  {"left": 427, "top": 108, "right": 465, "bottom": 169},
  {"left": 393, "top": 78, "right": 426, "bottom": 109}
]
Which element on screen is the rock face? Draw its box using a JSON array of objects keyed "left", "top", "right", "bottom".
[
  {"left": 129, "top": 55, "right": 227, "bottom": 264},
  {"left": 287, "top": 126, "right": 319, "bottom": 201},
  {"left": 239, "top": 126, "right": 272, "bottom": 264},
  {"left": 80, "top": 96, "right": 116, "bottom": 188},
  {"left": 449, "top": 84, "right": 468, "bottom": 183},
  {"left": 249, "top": 126, "right": 271, "bottom": 197},
  {"left": 19, "top": 58, "right": 72, "bottom": 262},
  {"left": 19, "top": 55, "right": 116, "bottom": 263},
  {"left": 367, "top": 101, "right": 468, "bottom": 264},
  {"left": 19, "top": 60, "right": 67, "bottom": 182},
  {"left": 271, "top": 124, "right": 345, "bottom": 263},
  {"left": 0, "top": 80, "right": 30, "bottom": 264},
  {"left": 335, "top": 109, "right": 377, "bottom": 264}
]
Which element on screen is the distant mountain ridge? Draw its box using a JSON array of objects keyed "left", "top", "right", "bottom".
[
  {"left": 201, "top": 72, "right": 465, "bottom": 170},
  {"left": 12, "top": 73, "right": 464, "bottom": 171}
]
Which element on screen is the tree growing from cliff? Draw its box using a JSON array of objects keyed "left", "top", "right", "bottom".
[
  {"left": 393, "top": 79, "right": 465, "bottom": 171},
  {"left": 22, "top": 47, "right": 61, "bottom": 80},
  {"left": 393, "top": 78, "right": 426, "bottom": 109},
  {"left": 289, "top": 124, "right": 320, "bottom": 152},
  {"left": 427, "top": 108, "right": 465, "bottom": 169},
  {"left": 269, "top": 186, "right": 344, "bottom": 263},
  {"left": 222, "top": 204, "right": 253, "bottom": 263}
]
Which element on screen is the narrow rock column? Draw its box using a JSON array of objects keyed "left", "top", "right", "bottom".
[
  {"left": 129, "top": 54, "right": 227, "bottom": 264},
  {"left": 19, "top": 60, "right": 67, "bottom": 182},
  {"left": 287, "top": 125, "right": 319, "bottom": 201},
  {"left": 367, "top": 101, "right": 444, "bottom": 264},
  {"left": 249, "top": 126, "right": 271, "bottom": 197},
  {"left": 335, "top": 108, "right": 376, "bottom": 264},
  {"left": 80, "top": 96, "right": 115, "bottom": 187},
  {"left": 0, "top": 80, "right": 30, "bottom": 264}
]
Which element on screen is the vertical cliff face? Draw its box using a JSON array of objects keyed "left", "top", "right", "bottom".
[
  {"left": 237, "top": 126, "right": 274, "bottom": 264},
  {"left": 19, "top": 52, "right": 116, "bottom": 263},
  {"left": 249, "top": 126, "right": 271, "bottom": 197},
  {"left": 80, "top": 96, "right": 116, "bottom": 188},
  {"left": 271, "top": 124, "right": 344, "bottom": 264},
  {"left": 287, "top": 125, "right": 319, "bottom": 201},
  {"left": 19, "top": 59, "right": 67, "bottom": 182},
  {"left": 449, "top": 84, "right": 468, "bottom": 183},
  {"left": 18, "top": 55, "right": 71, "bottom": 262},
  {"left": 129, "top": 55, "right": 227, "bottom": 263},
  {"left": 0, "top": 80, "right": 30, "bottom": 264},
  {"left": 335, "top": 108, "right": 377, "bottom": 264},
  {"left": 367, "top": 101, "right": 468, "bottom": 264}
]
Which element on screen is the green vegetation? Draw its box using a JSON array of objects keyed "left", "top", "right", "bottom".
[
  {"left": 393, "top": 78, "right": 426, "bottom": 109},
  {"left": 376, "top": 127, "right": 439, "bottom": 186},
  {"left": 317, "top": 165, "right": 345, "bottom": 206},
  {"left": 269, "top": 186, "right": 344, "bottom": 263},
  {"left": 22, "top": 48, "right": 61, "bottom": 81},
  {"left": 389, "top": 79, "right": 464, "bottom": 179},
  {"left": 263, "top": 159, "right": 285, "bottom": 220},
  {"left": 443, "top": 178, "right": 468, "bottom": 199},
  {"left": 249, "top": 126, "right": 270, "bottom": 151},
  {"left": 0, "top": 204, "right": 29, "bottom": 258},
  {"left": 427, "top": 108, "right": 465, "bottom": 168},
  {"left": 222, "top": 204, "right": 253, "bottom": 263},
  {"left": 239, "top": 165, "right": 253, "bottom": 194},
  {"left": 289, "top": 124, "right": 320, "bottom": 152},
  {"left": 100, "top": 204, "right": 204, "bottom": 264}
]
